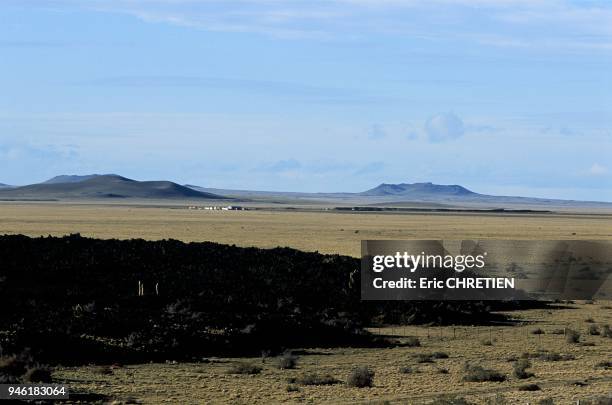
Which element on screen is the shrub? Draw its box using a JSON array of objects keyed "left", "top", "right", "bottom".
[
  {"left": 585, "top": 317, "right": 595, "bottom": 323},
  {"left": 432, "top": 352, "right": 449, "bottom": 359},
  {"left": 566, "top": 329, "right": 580, "bottom": 344},
  {"left": 277, "top": 352, "right": 298, "bottom": 370},
  {"left": 531, "top": 328, "right": 545, "bottom": 335},
  {"left": 399, "top": 366, "right": 415, "bottom": 374},
  {"left": 588, "top": 324, "right": 600, "bottom": 335},
  {"left": 23, "top": 366, "right": 52, "bottom": 383},
  {"left": 538, "top": 398, "right": 554, "bottom": 405},
  {"left": 579, "top": 396, "right": 612, "bottom": 405},
  {"left": 594, "top": 361, "right": 611, "bottom": 370},
  {"left": 293, "top": 373, "right": 339, "bottom": 386},
  {"left": 415, "top": 354, "right": 435, "bottom": 363},
  {"left": 550, "top": 329, "right": 565, "bottom": 335},
  {"left": 286, "top": 384, "right": 299, "bottom": 392},
  {"left": 480, "top": 339, "right": 493, "bottom": 346},
  {"left": 437, "top": 368, "right": 449, "bottom": 374},
  {"left": 429, "top": 396, "right": 474, "bottom": 405},
  {"left": 601, "top": 325, "right": 612, "bottom": 338},
  {"left": 404, "top": 336, "right": 421, "bottom": 347},
  {"left": 513, "top": 359, "right": 534, "bottom": 379},
  {"left": 518, "top": 383, "right": 541, "bottom": 391},
  {"left": 0, "top": 351, "right": 37, "bottom": 384},
  {"left": 485, "top": 394, "right": 508, "bottom": 405},
  {"left": 537, "top": 352, "right": 574, "bottom": 362},
  {"left": 462, "top": 363, "right": 506, "bottom": 382},
  {"left": 347, "top": 366, "right": 374, "bottom": 388},
  {"left": 226, "top": 362, "right": 262, "bottom": 375}
]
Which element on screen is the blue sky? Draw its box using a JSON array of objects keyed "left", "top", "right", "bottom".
[{"left": 1, "top": 0, "right": 611, "bottom": 200}]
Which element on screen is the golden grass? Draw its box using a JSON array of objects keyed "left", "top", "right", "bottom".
[{"left": 1, "top": 202, "right": 611, "bottom": 256}]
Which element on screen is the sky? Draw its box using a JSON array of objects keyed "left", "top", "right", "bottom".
[{"left": 1, "top": 0, "right": 611, "bottom": 201}]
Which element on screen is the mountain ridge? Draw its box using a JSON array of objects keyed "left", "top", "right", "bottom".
[{"left": 0, "top": 175, "right": 226, "bottom": 200}]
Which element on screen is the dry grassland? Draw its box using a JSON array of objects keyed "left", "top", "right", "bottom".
[
  {"left": 1, "top": 202, "right": 611, "bottom": 256},
  {"left": 54, "top": 302, "right": 611, "bottom": 404}
]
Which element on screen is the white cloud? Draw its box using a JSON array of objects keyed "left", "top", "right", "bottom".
[
  {"left": 14, "top": 0, "right": 612, "bottom": 50},
  {"left": 424, "top": 113, "right": 465, "bottom": 142},
  {"left": 588, "top": 163, "right": 608, "bottom": 176}
]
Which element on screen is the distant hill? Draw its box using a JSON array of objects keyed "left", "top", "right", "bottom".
[
  {"left": 186, "top": 181, "right": 612, "bottom": 210},
  {"left": 0, "top": 183, "right": 13, "bottom": 189},
  {"left": 0, "top": 175, "right": 227, "bottom": 200},
  {"left": 361, "top": 182, "right": 476, "bottom": 197},
  {"left": 43, "top": 174, "right": 115, "bottom": 184}
]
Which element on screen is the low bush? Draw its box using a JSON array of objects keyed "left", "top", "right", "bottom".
[
  {"left": 480, "top": 339, "right": 493, "bottom": 346},
  {"left": 429, "top": 396, "right": 474, "bottom": 405},
  {"left": 462, "top": 363, "right": 506, "bottom": 382},
  {"left": 601, "top": 325, "right": 612, "bottom": 338},
  {"left": 415, "top": 354, "right": 435, "bottom": 363},
  {"left": 226, "top": 362, "right": 262, "bottom": 375},
  {"left": 518, "top": 383, "right": 541, "bottom": 391},
  {"left": 565, "top": 329, "right": 580, "bottom": 344},
  {"left": 594, "top": 361, "right": 611, "bottom": 370},
  {"left": 23, "top": 366, "right": 52, "bottom": 383},
  {"left": 579, "top": 395, "right": 612, "bottom": 405},
  {"left": 404, "top": 336, "right": 421, "bottom": 347},
  {"left": 0, "top": 351, "right": 49, "bottom": 384},
  {"left": 347, "top": 366, "right": 374, "bottom": 388},
  {"left": 531, "top": 328, "right": 545, "bottom": 335},
  {"left": 399, "top": 366, "right": 415, "bottom": 374},
  {"left": 513, "top": 359, "right": 534, "bottom": 379},
  {"left": 536, "top": 352, "right": 574, "bottom": 362},
  {"left": 431, "top": 352, "right": 449, "bottom": 359},
  {"left": 292, "top": 373, "right": 339, "bottom": 386},
  {"left": 550, "top": 329, "right": 565, "bottom": 335},
  {"left": 588, "top": 324, "right": 600, "bottom": 335},
  {"left": 585, "top": 317, "right": 595, "bottom": 323},
  {"left": 286, "top": 384, "right": 299, "bottom": 392},
  {"left": 277, "top": 352, "right": 298, "bottom": 370}
]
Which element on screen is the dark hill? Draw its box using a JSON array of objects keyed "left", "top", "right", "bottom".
[
  {"left": 361, "top": 182, "right": 476, "bottom": 197},
  {"left": 0, "top": 175, "right": 226, "bottom": 199},
  {"left": 43, "top": 174, "right": 115, "bottom": 184}
]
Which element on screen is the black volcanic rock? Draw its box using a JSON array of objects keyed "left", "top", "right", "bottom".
[
  {"left": 0, "top": 175, "right": 226, "bottom": 199},
  {"left": 361, "top": 182, "right": 476, "bottom": 197}
]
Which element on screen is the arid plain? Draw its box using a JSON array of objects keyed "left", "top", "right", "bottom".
[
  {"left": 1, "top": 201, "right": 611, "bottom": 257},
  {"left": 1, "top": 201, "right": 611, "bottom": 404}
]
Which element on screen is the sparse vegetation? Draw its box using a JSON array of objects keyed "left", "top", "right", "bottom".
[
  {"left": 399, "top": 366, "right": 415, "bottom": 374},
  {"left": 23, "top": 366, "right": 52, "bottom": 383},
  {"left": 594, "top": 361, "right": 611, "bottom": 370},
  {"left": 286, "top": 384, "right": 300, "bottom": 392},
  {"left": 291, "top": 373, "right": 339, "bottom": 386},
  {"left": 347, "top": 366, "right": 375, "bottom": 388},
  {"left": 404, "top": 336, "right": 421, "bottom": 347},
  {"left": 601, "top": 324, "right": 612, "bottom": 338},
  {"left": 429, "top": 396, "right": 474, "bottom": 405},
  {"left": 585, "top": 317, "right": 595, "bottom": 323},
  {"left": 462, "top": 363, "right": 506, "bottom": 382},
  {"left": 277, "top": 351, "right": 298, "bottom": 369},
  {"left": 531, "top": 328, "right": 545, "bottom": 335},
  {"left": 535, "top": 352, "right": 575, "bottom": 362},
  {"left": 518, "top": 383, "right": 540, "bottom": 391},
  {"left": 512, "top": 359, "right": 534, "bottom": 379},
  {"left": 226, "top": 362, "right": 262, "bottom": 375},
  {"left": 480, "top": 339, "right": 493, "bottom": 346},
  {"left": 588, "top": 324, "right": 600, "bottom": 335},
  {"left": 565, "top": 329, "right": 581, "bottom": 344},
  {"left": 538, "top": 398, "right": 554, "bottom": 405}
]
